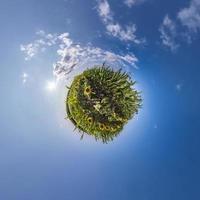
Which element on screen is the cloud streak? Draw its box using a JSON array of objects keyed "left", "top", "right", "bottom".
[
  {"left": 159, "top": 15, "right": 179, "bottom": 51},
  {"left": 124, "top": 0, "right": 146, "bottom": 8},
  {"left": 178, "top": 0, "right": 200, "bottom": 33},
  {"left": 21, "top": 30, "right": 138, "bottom": 81},
  {"left": 20, "top": 30, "right": 58, "bottom": 60},
  {"left": 159, "top": 0, "right": 200, "bottom": 50},
  {"left": 96, "top": 0, "right": 143, "bottom": 43}
]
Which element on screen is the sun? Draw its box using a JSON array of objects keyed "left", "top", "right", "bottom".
[{"left": 46, "top": 81, "right": 57, "bottom": 91}]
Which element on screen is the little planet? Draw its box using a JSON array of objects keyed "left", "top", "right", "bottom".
[{"left": 66, "top": 66, "right": 142, "bottom": 143}]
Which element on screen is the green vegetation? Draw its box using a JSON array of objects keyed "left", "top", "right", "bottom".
[{"left": 66, "top": 66, "right": 142, "bottom": 143}]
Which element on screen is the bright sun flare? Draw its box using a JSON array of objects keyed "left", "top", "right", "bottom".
[{"left": 46, "top": 81, "right": 57, "bottom": 91}]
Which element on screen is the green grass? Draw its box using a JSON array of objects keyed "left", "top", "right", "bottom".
[{"left": 66, "top": 66, "right": 142, "bottom": 143}]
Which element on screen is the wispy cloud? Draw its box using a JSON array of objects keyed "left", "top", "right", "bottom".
[
  {"left": 97, "top": 0, "right": 112, "bottom": 22},
  {"left": 124, "top": 0, "right": 146, "bottom": 8},
  {"left": 54, "top": 32, "right": 138, "bottom": 80},
  {"left": 178, "top": 0, "right": 200, "bottom": 33},
  {"left": 21, "top": 30, "right": 139, "bottom": 81},
  {"left": 176, "top": 83, "right": 183, "bottom": 91},
  {"left": 96, "top": 0, "right": 143, "bottom": 43},
  {"left": 159, "top": 15, "right": 179, "bottom": 51},
  {"left": 20, "top": 31, "right": 58, "bottom": 60},
  {"left": 159, "top": 0, "right": 200, "bottom": 51}
]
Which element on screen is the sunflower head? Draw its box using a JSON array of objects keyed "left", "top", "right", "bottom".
[
  {"left": 99, "top": 123, "right": 105, "bottom": 131},
  {"left": 110, "top": 127, "right": 116, "bottom": 132},
  {"left": 87, "top": 117, "right": 93, "bottom": 124},
  {"left": 84, "top": 86, "right": 92, "bottom": 96},
  {"left": 105, "top": 125, "right": 110, "bottom": 131}
]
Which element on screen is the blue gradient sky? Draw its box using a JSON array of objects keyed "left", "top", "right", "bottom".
[{"left": 0, "top": 0, "right": 200, "bottom": 199}]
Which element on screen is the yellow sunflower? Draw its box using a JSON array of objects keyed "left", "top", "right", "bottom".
[
  {"left": 111, "top": 127, "right": 117, "bottom": 132},
  {"left": 105, "top": 125, "right": 110, "bottom": 131},
  {"left": 99, "top": 123, "right": 105, "bottom": 131},
  {"left": 84, "top": 86, "right": 92, "bottom": 96},
  {"left": 87, "top": 117, "right": 93, "bottom": 124}
]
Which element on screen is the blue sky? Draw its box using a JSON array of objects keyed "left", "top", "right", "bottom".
[{"left": 0, "top": 0, "right": 200, "bottom": 199}]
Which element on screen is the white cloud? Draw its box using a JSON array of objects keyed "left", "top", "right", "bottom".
[
  {"left": 178, "top": 0, "right": 200, "bottom": 33},
  {"left": 21, "top": 30, "right": 139, "bottom": 82},
  {"left": 154, "top": 124, "right": 158, "bottom": 129},
  {"left": 159, "top": 0, "right": 200, "bottom": 50},
  {"left": 98, "top": 0, "right": 112, "bottom": 22},
  {"left": 176, "top": 83, "right": 183, "bottom": 91},
  {"left": 159, "top": 15, "right": 179, "bottom": 51},
  {"left": 20, "top": 31, "right": 58, "bottom": 60},
  {"left": 53, "top": 32, "right": 138, "bottom": 81},
  {"left": 97, "top": 0, "right": 143, "bottom": 43},
  {"left": 124, "top": 0, "right": 146, "bottom": 8}
]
